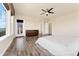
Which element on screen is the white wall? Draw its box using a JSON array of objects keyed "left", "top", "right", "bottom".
[
  {"left": 15, "top": 14, "right": 43, "bottom": 36},
  {"left": 49, "top": 11, "right": 79, "bottom": 36},
  {"left": 10, "top": 16, "right": 15, "bottom": 35},
  {"left": 15, "top": 11, "right": 79, "bottom": 37}
]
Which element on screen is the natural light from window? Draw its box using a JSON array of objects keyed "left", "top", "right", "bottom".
[{"left": 0, "top": 4, "right": 6, "bottom": 37}]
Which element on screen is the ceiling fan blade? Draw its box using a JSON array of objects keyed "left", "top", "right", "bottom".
[
  {"left": 49, "top": 12, "right": 54, "bottom": 14},
  {"left": 41, "top": 9, "right": 47, "bottom": 12},
  {"left": 40, "top": 13, "right": 45, "bottom": 15},
  {"left": 48, "top": 8, "right": 53, "bottom": 12}
]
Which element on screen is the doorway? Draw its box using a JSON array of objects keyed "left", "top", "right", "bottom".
[{"left": 16, "top": 19, "right": 24, "bottom": 36}]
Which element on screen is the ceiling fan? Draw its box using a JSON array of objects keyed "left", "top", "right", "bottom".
[{"left": 41, "top": 8, "right": 54, "bottom": 16}]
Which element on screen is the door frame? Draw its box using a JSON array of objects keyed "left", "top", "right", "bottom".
[{"left": 15, "top": 19, "right": 24, "bottom": 37}]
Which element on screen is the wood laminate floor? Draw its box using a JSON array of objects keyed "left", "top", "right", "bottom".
[{"left": 4, "top": 36, "right": 53, "bottom": 56}]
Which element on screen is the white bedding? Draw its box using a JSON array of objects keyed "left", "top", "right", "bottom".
[{"left": 35, "top": 36, "right": 79, "bottom": 56}]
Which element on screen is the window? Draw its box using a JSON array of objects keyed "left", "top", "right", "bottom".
[{"left": 0, "top": 4, "right": 6, "bottom": 37}]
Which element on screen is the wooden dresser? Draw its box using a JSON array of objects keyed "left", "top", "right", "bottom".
[{"left": 26, "top": 30, "right": 39, "bottom": 37}]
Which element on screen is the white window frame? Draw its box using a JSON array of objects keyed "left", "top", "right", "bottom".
[{"left": 0, "top": 4, "right": 11, "bottom": 41}]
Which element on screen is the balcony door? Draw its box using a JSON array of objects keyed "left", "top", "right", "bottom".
[{"left": 16, "top": 20, "right": 23, "bottom": 36}]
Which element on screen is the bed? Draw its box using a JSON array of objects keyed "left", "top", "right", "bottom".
[{"left": 35, "top": 36, "right": 79, "bottom": 56}]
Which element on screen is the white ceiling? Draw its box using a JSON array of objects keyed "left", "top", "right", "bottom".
[{"left": 13, "top": 3, "right": 79, "bottom": 19}]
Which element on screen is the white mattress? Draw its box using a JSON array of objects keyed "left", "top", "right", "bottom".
[{"left": 35, "top": 36, "right": 79, "bottom": 56}]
